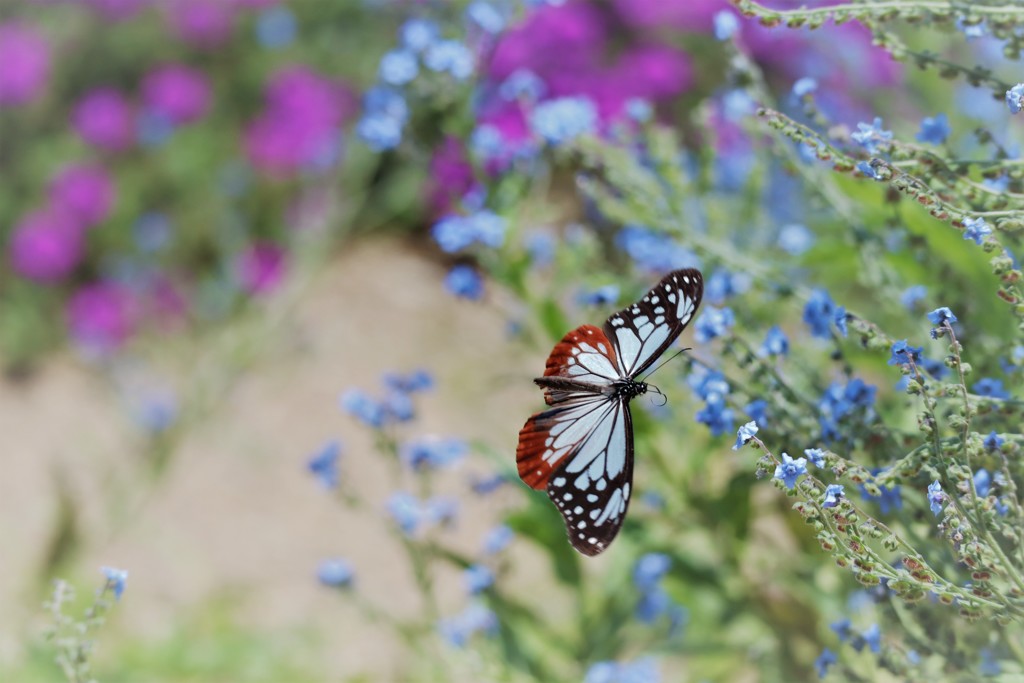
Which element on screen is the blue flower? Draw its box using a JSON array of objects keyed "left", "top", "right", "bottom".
[
  {"left": 888, "top": 340, "right": 923, "bottom": 366},
  {"left": 856, "top": 160, "right": 881, "bottom": 180},
  {"left": 379, "top": 49, "right": 419, "bottom": 86},
  {"left": 916, "top": 113, "right": 951, "bottom": 145},
  {"left": 617, "top": 226, "right": 701, "bottom": 272},
  {"left": 856, "top": 623, "right": 882, "bottom": 654},
  {"left": 774, "top": 453, "right": 807, "bottom": 489},
  {"left": 499, "top": 68, "right": 545, "bottom": 102},
  {"left": 792, "top": 77, "right": 818, "bottom": 97},
  {"left": 317, "top": 558, "right": 354, "bottom": 588},
  {"left": 101, "top": 566, "right": 128, "bottom": 600},
  {"left": 733, "top": 420, "right": 758, "bottom": 450},
  {"left": 823, "top": 484, "right": 844, "bottom": 508},
  {"left": 470, "top": 124, "right": 504, "bottom": 160},
  {"left": 464, "top": 564, "right": 495, "bottom": 594},
  {"left": 962, "top": 216, "right": 992, "bottom": 245},
  {"left": 424, "top": 496, "right": 459, "bottom": 526},
  {"left": 926, "top": 306, "right": 957, "bottom": 326},
  {"left": 585, "top": 657, "right": 660, "bottom": 683},
  {"left": 255, "top": 6, "right": 297, "bottom": 49},
  {"left": 975, "top": 468, "right": 993, "bottom": 497},
  {"left": 308, "top": 440, "right": 342, "bottom": 489},
  {"left": 578, "top": 284, "right": 620, "bottom": 307},
  {"left": 804, "top": 448, "right": 826, "bottom": 468},
  {"left": 744, "top": 399, "right": 768, "bottom": 426},
  {"left": 851, "top": 117, "right": 893, "bottom": 154},
  {"left": 694, "top": 306, "right": 735, "bottom": 343},
  {"left": 830, "top": 618, "right": 853, "bottom": 641},
  {"left": 1007, "top": 83, "right": 1024, "bottom": 114},
  {"left": 973, "top": 378, "right": 1009, "bottom": 399},
  {"left": 438, "top": 602, "right": 498, "bottom": 647},
  {"left": 919, "top": 356, "right": 948, "bottom": 380},
  {"left": 471, "top": 472, "right": 508, "bottom": 495},
  {"left": 687, "top": 366, "right": 730, "bottom": 401},
  {"left": 900, "top": 285, "right": 927, "bottom": 309},
  {"left": 927, "top": 480, "right": 944, "bottom": 516},
  {"left": 401, "top": 437, "right": 467, "bottom": 470},
  {"left": 445, "top": 265, "right": 484, "bottom": 300},
  {"left": 340, "top": 389, "right": 386, "bottom": 428},
  {"left": 803, "top": 290, "right": 844, "bottom": 339},
  {"left": 424, "top": 40, "right": 474, "bottom": 80},
  {"left": 705, "top": 269, "right": 751, "bottom": 305},
  {"left": 399, "top": 18, "right": 439, "bottom": 52},
  {"left": 482, "top": 525, "right": 513, "bottom": 554},
  {"left": 980, "top": 648, "right": 1002, "bottom": 676},
  {"left": 387, "top": 492, "right": 423, "bottom": 535},
  {"left": 383, "top": 369, "right": 433, "bottom": 393},
  {"left": 625, "top": 98, "right": 653, "bottom": 123},
  {"left": 759, "top": 325, "right": 790, "bottom": 357},
  {"left": 530, "top": 96, "right": 598, "bottom": 145},
  {"left": 984, "top": 431, "right": 1004, "bottom": 452},
  {"left": 633, "top": 553, "right": 671, "bottom": 592},
  {"left": 466, "top": 1, "right": 505, "bottom": 34},
  {"left": 778, "top": 223, "right": 814, "bottom": 255},
  {"left": 713, "top": 10, "right": 739, "bottom": 40},
  {"left": 814, "top": 648, "right": 837, "bottom": 679},
  {"left": 356, "top": 114, "right": 403, "bottom": 151},
  {"left": 695, "top": 393, "right": 735, "bottom": 437}
]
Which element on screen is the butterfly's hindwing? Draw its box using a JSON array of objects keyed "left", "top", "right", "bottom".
[
  {"left": 516, "top": 392, "right": 608, "bottom": 490},
  {"left": 604, "top": 268, "right": 703, "bottom": 378},
  {"left": 545, "top": 398, "right": 633, "bottom": 556}
]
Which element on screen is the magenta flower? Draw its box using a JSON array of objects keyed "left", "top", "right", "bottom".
[
  {"left": 9, "top": 208, "right": 83, "bottom": 282},
  {"left": 427, "top": 137, "right": 476, "bottom": 215},
  {"left": 489, "top": 3, "right": 607, "bottom": 81},
  {"left": 66, "top": 281, "right": 137, "bottom": 350},
  {"left": 0, "top": 22, "right": 51, "bottom": 106},
  {"left": 611, "top": 0, "right": 724, "bottom": 30},
  {"left": 244, "top": 66, "right": 355, "bottom": 176},
  {"left": 72, "top": 88, "right": 134, "bottom": 152},
  {"left": 141, "top": 64, "right": 212, "bottom": 125},
  {"left": 166, "top": 0, "right": 235, "bottom": 47},
  {"left": 235, "top": 242, "right": 285, "bottom": 295},
  {"left": 49, "top": 163, "right": 116, "bottom": 230}
]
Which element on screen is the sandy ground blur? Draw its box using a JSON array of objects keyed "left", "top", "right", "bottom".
[{"left": 0, "top": 238, "right": 543, "bottom": 680}]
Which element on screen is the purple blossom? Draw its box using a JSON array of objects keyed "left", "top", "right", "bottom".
[
  {"left": 83, "top": 0, "right": 148, "bottom": 21},
  {"left": 48, "top": 163, "right": 116, "bottom": 230},
  {"left": 235, "top": 243, "right": 285, "bottom": 296},
  {"left": 67, "top": 281, "right": 137, "bottom": 350},
  {"left": 9, "top": 208, "right": 83, "bottom": 282},
  {"left": 142, "top": 64, "right": 212, "bottom": 125},
  {"left": 0, "top": 22, "right": 50, "bottom": 106},
  {"left": 167, "top": 0, "right": 236, "bottom": 48},
  {"left": 72, "top": 88, "right": 134, "bottom": 152}
]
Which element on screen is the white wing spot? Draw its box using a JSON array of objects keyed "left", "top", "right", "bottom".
[
  {"left": 623, "top": 483, "right": 631, "bottom": 499},
  {"left": 588, "top": 537, "right": 597, "bottom": 544},
  {"left": 587, "top": 494, "right": 598, "bottom": 502},
  {"left": 575, "top": 473, "right": 590, "bottom": 490},
  {"left": 654, "top": 316, "right": 665, "bottom": 325},
  {"left": 553, "top": 477, "right": 566, "bottom": 486},
  {"left": 651, "top": 296, "right": 659, "bottom": 304},
  {"left": 682, "top": 276, "right": 690, "bottom": 283},
  {"left": 589, "top": 509, "right": 600, "bottom": 519},
  {"left": 573, "top": 505, "right": 583, "bottom": 514},
  {"left": 577, "top": 521, "right": 587, "bottom": 529},
  {"left": 667, "top": 293, "right": 677, "bottom": 303},
  {"left": 596, "top": 478, "right": 608, "bottom": 491},
  {"left": 563, "top": 493, "right": 572, "bottom": 501}
]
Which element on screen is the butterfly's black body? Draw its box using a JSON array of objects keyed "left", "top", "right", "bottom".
[{"left": 517, "top": 268, "right": 703, "bottom": 556}]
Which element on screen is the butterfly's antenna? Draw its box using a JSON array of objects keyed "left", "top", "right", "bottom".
[
  {"left": 647, "top": 383, "right": 668, "bottom": 407},
  {"left": 640, "top": 347, "right": 692, "bottom": 383}
]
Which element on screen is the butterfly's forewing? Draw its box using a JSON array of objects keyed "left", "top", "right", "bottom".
[{"left": 604, "top": 268, "right": 703, "bottom": 378}]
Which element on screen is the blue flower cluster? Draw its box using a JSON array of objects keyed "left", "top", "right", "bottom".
[
  {"left": 340, "top": 369, "right": 434, "bottom": 428},
  {"left": 578, "top": 284, "right": 620, "bottom": 307},
  {"left": 401, "top": 436, "right": 467, "bottom": 471},
  {"left": 444, "top": 265, "right": 485, "bottom": 300},
  {"left": 705, "top": 269, "right": 751, "bottom": 305},
  {"left": 915, "top": 113, "right": 950, "bottom": 145},
  {"left": 437, "top": 602, "right": 498, "bottom": 647},
  {"left": 616, "top": 226, "right": 702, "bottom": 273},
  {"left": 584, "top": 657, "right": 660, "bottom": 683},
  {"left": 632, "top": 553, "right": 687, "bottom": 633},
  {"left": 803, "top": 289, "right": 847, "bottom": 339},
  {"left": 529, "top": 96, "right": 598, "bottom": 146},
  {"left": 689, "top": 366, "right": 734, "bottom": 437},
  {"left": 818, "top": 378, "right": 876, "bottom": 442},
  {"left": 694, "top": 306, "right": 735, "bottom": 343},
  {"left": 386, "top": 492, "right": 459, "bottom": 536},
  {"left": 851, "top": 117, "right": 893, "bottom": 154}
]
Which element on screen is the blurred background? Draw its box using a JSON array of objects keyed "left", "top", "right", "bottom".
[{"left": 1, "top": 0, "right": 1019, "bottom": 681}]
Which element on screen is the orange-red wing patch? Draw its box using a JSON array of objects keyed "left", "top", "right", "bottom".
[
  {"left": 516, "top": 411, "right": 557, "bottom": 490},
  {"left": 543, "top": 324, "right": 619, "bottom": 378}
]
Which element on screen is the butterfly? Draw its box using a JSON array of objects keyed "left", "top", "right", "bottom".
[{"left": 515, "top": 269, "right": 704, "bottom": 556}]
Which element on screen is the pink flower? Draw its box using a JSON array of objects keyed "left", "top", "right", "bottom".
[
  {"left": 167, "top": 0, "right": 236, "bottom": 47},
  {"left": 8, "top": 208, "right": 83, "bottom": 282},
  {"left": 49, "top": 163, "right": 116, "bottom": 230},
  {"left": 0, "top": 22, "right": 50, "bottom": 106},
  {"left": 235, "top": 242, "right": 285, "bottom": 295},
  {"left": 72, "top": 88, "right": 134, "bottom": 152},
  {"left": 66, "top": 281, "right": 138, "bottom": 350},
  {"left": 141, "top": 64, "right": 212, "bottom": 125}
]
